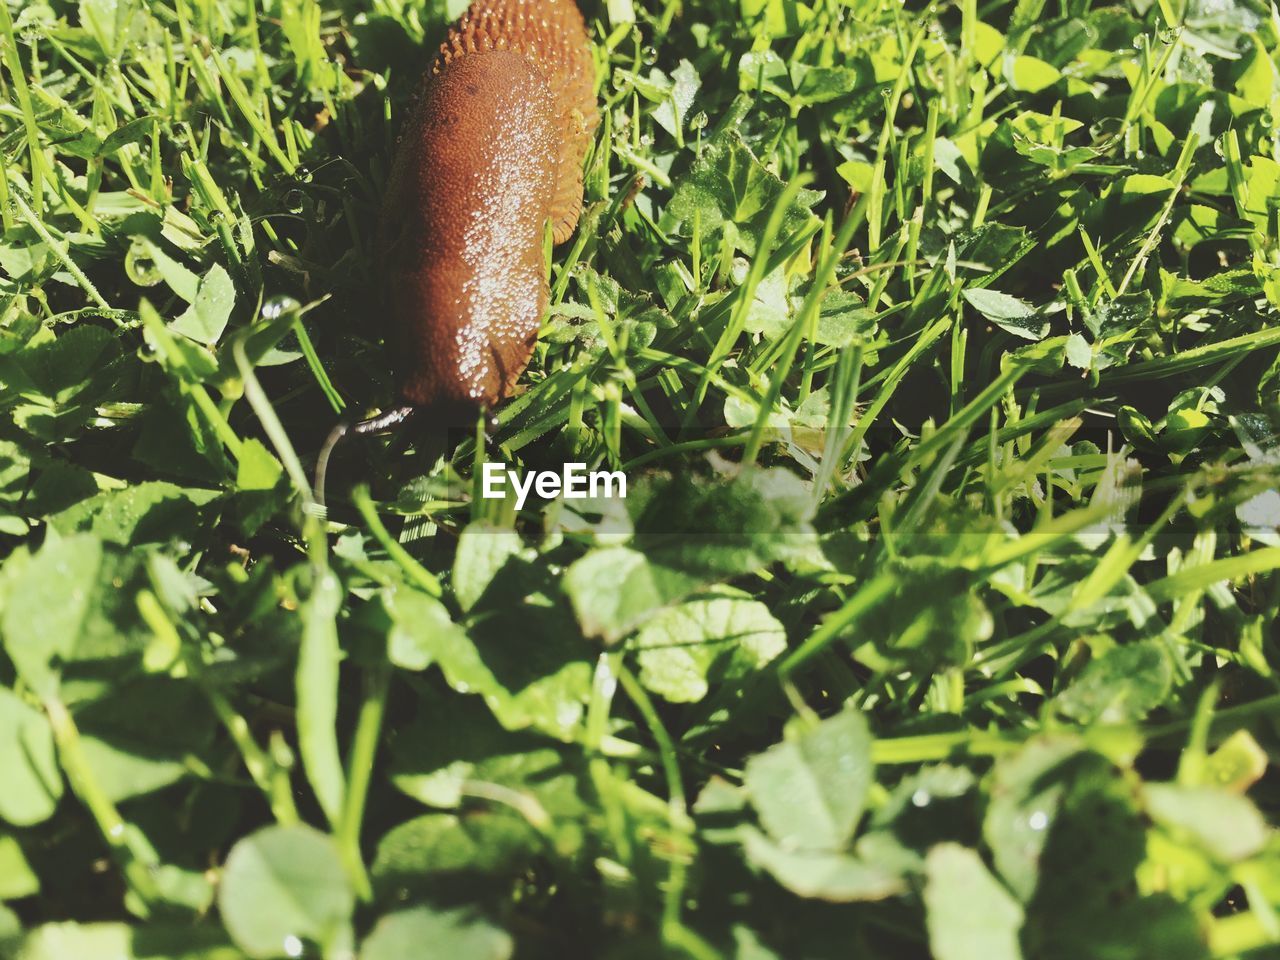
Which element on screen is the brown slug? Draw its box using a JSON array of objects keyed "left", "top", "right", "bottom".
[
  {"left": 316, "top": 0, "right": 598, "bottom": 501},
  {"left": 382, "top": 0, "right": 598, "bottom": 410}
]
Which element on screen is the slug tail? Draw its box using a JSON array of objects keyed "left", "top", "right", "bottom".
[{"left": 314, "top": 405, "right": 417, "bottom": 509}]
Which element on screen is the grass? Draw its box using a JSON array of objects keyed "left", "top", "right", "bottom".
[{"left": 2, "top": 0, "right": 1280, "bottom": 957}]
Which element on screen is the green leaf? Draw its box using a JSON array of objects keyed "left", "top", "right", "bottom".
[
  {"left": 1230, "top": 408, "right": 1280, "bottom": 464},
  {"left": 371, "top": 811, "right": 541, "bottom": 903},
  {"left": 360, "top": 907, "right": 512, "bottom": 960},
  {"left": 962, "top": 288, "right": 1049, "bottom": 340},
  {"left": 836, "top": 159, "right": 875, "bottom": 194},
  {"left": 1163, "top": 408, "right": 1212, "bottom": 454},
  {"left": 0, "top": 687, "right": 61, "bottom": 826},
  {"left": 4, "top": 0, "right": 1279, "bottom": 947},
  {"left": 296, "top": 572, "right": 346, "bottom": 827},
  {"left": 388, "top": 696, "right": 583, "bottom": 827},
  {"left": 652, "top": 59, "right": 700, "bottom": 138},
  {"left": 790, "top": 63, "right": 876, "bottom": 107},
  {"left": 564, "top": 546, "right": 699, "bottom": 644},
  {"left": 383, "top": 586, "right": 467, "bottom": 672},
  {"left": 740, "top": 0, "right": 812, "bottom": 37},
  {"left": 0, "top": 833, "right": 39, "bottom": 899},
  {"left": 813, "top": 289, "right": 876, "bottom": 347},
  {"left": 1051, "top": 641, "right": 1171, "bottom": 725},
  {"left": 1200, "top": 730, "right": 1267, "bottom": 793},
  {"left": 1065, "top": 332, "right": 1092, "bottom": 370},
  {"left": 2, "top": 326, "right": 126, "bottom": 440},
  {"left": 1007, "top": 54, "right": 1060, "bottom": 93},
  {"left": 0, "top": 443, "right": 93, "bottom": 531},
  {"left": 992, "top": 744, "right": 1200, "bottom": 960},
  {"left": 740, "top": 826, "right": 903, "bottom": 901},
  {"left": 1008, "top": 111, "right": 1084, "bottom": 145},
  {"left": 740, "top": 264, "right": 792, "bottom": 339},
  {"left": 235, "top": 439, "right": 284, "bottom": 492},
  {"left": 983, "top": 736, "right": 1085, "bottom": 901},
  {"left": 1233, "top": 154, "right": 1274, "bottom": 230},
  {"left": 0, "top": 535, "right": 147, "bottom": 698},
  {"left": 388, "top": 579, "right": 592, "bottom": 738},
  {"left": 49, "top": 481, "right": 213, "bottom": 545},
  {"left": 662, "top": 125, "right": 821, "bottom": 256},
  {"left": 78, "top": 0, "right": 142, "bottom": 54},
  {"left": 452, "top": 524, "right": 525, "bottom": 613},
  {"left": 98, "top": 116, "right": 157, "bottom": 157},
  {"left": 744, "top": 709, "right": 872, "bottom": 851},
  {"left": 924, "top": 844, "right": 1024, "bottom": 960},
  {"left": 171, "top": 264, "right": 235, "bottom": 346},
  {"left": 628, "top": 591, "right": 786, "bottom": 702},
  {"left": 1234, "top": 45, "right": 1277, "bottom": 106},
  {"left": 632, "top": 469, "right": 815, "bottom": 579},
  {"left": 126, "top": 238, "right": 199, "bottom": 300},
  {"left": 738, "top": 49, "right": 789, "bottom": 99},
  {"left": 1118, "top": 406, "right": 1160, "bottom": 450},
  {"left": 0, "top": 442, "right": 33, "bottom": 535},
  {"left": 1163, "top": 268, "right": 1261, "bottom": 309},
  {"left": 869, "top": 765, "right": 977, "bottom": 836},
  {"left": 8, "top": 922, "right": 237, "bottom": 960},
  {"left": 218, "top": 825, "right": 354, "bottom": 959},
  {"left": 604, "top": 0, "right": 633, "bottom": 25},
  {"left": 1143, "top": 784, "right": 1268, "bottom": 862},
  {"left": 1027, "top": 893, "right": 1207, "bottom": 960},
  {"left": 75, "top": 677, "right": 217, "bottom": 803}
]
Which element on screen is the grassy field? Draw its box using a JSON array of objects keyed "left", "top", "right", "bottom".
[{"left": 3, "top": 0, "right": 1280, "bottom": 955}]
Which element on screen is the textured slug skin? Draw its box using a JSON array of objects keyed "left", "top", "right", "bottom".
[{"left": 378, "top": 0, "right": 598, "bottom": 411}]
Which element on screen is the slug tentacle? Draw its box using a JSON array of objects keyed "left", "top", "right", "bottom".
[{"left": 314, "top": 405, "right": 417, "bottom": 508}]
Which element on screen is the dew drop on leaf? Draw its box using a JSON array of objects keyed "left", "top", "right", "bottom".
[
  {"left": 556, "top": 702, "right": 583, "bottom": 729},
  {"left": 262, "top": 295, "right": 301, "bottom": 320}
]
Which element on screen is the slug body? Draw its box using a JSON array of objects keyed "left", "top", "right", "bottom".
[{"left": 378, "top": 0, "right": 598, "bottom": 413}]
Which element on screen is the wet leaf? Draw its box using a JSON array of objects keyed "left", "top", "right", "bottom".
[{"left": 218, "top": 825, "right": 354, "bottom": 959}]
